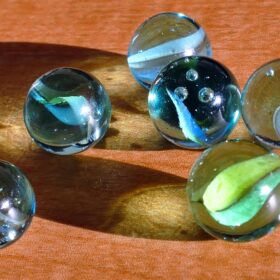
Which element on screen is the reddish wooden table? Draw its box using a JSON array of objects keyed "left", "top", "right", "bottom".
[{"left": 0, "top": 1, "right": 279, "bottom": 279}]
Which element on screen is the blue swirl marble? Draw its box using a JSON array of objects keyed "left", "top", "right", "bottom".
[
  {"left": 128, "top": 12, "right": 212, "bottom": 89},
  {"left": 148, "top": 57, "right": 241, "bottom": 149},
  {"left": 24, "top": 68, "right": 111, "bottom": 155}
]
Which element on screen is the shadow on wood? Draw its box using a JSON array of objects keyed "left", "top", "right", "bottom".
[
  {"left": 0, "top": 41, "right": 174, "bottom": 151},
  {"left": 0, "top": 42, "right": 210, "bottom": 241},
  {"left": 19, "top": 151, "right": 209, "bottom": 241}
]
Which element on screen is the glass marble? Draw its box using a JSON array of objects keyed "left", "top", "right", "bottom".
[
  {"left": 148, "top": 56, "right": 241, "bottom": 149},
  {"left": 24, "top": 68, "right": 112, "bottom": 155},
  {"left": 127, "top": 12, "right": 212, "bottom": 89},
  {"left": 242, "top": 59, "right": 280, "bottom": 148},
  {"left": 187, "top": 139, "right": 280, "bottom": 242},
  {"left": 0, "top": 161, "right": 35, "bottom": 248}
]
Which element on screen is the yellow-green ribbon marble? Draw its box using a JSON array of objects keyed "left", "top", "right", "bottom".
[{"left": 203, "top": 154, "right": 280, "bottom": 212}]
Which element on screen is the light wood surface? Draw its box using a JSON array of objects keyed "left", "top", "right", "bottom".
[{"left": 0, "top": 1, "right": 279, "bottom": 279}]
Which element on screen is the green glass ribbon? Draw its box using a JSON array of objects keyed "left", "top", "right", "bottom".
[{"left": 203, "top": 154, "right": 280, "bottom": 212}]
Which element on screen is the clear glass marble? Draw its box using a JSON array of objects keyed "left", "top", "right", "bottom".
[
  {"left": 187, "top": 139, "right": 280, "bottom": 242},
  {"left": 242, "top": 59, "right": 280, "bottom": 148},
  {"left": 148, "top": 56, "right": 241, "bottom": 149},
  {"left": 0, "top": 161, "right": 35, "bottom": 248},
  {"left": 127, "top": 12, "right": 212, "bottom": 89},
  {"left": 24, "top": 68, "right": 112, "bottom": 155}
]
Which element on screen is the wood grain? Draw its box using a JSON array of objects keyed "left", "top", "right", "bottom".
[{"left": 0, "top": 1, "right": 279, "bottom": 279}]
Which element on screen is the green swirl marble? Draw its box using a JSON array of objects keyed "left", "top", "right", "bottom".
[{"left": 203, "top": 154, "right": 280, "bottom": 212}]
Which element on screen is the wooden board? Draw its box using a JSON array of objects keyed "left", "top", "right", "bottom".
[{"left": 0, "top": 1, "right": 279, "bottom": 279}]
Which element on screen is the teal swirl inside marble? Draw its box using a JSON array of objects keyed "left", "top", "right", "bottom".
[
  {"left": 203, "top": 154, "right": 280, "bottom": 226},
  {"left": 164, "top": 86, "right": 239, "bottom": 146},
  {"left": 166, "top": 88, "right": 210, "bottom": 145},
  {"left": 32, "top": 87, "right": 92, "bottom": 126}
]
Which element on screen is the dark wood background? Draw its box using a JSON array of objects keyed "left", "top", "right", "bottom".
[{"left": 0, "top": 1, "right": 279, "bottom": 279}]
